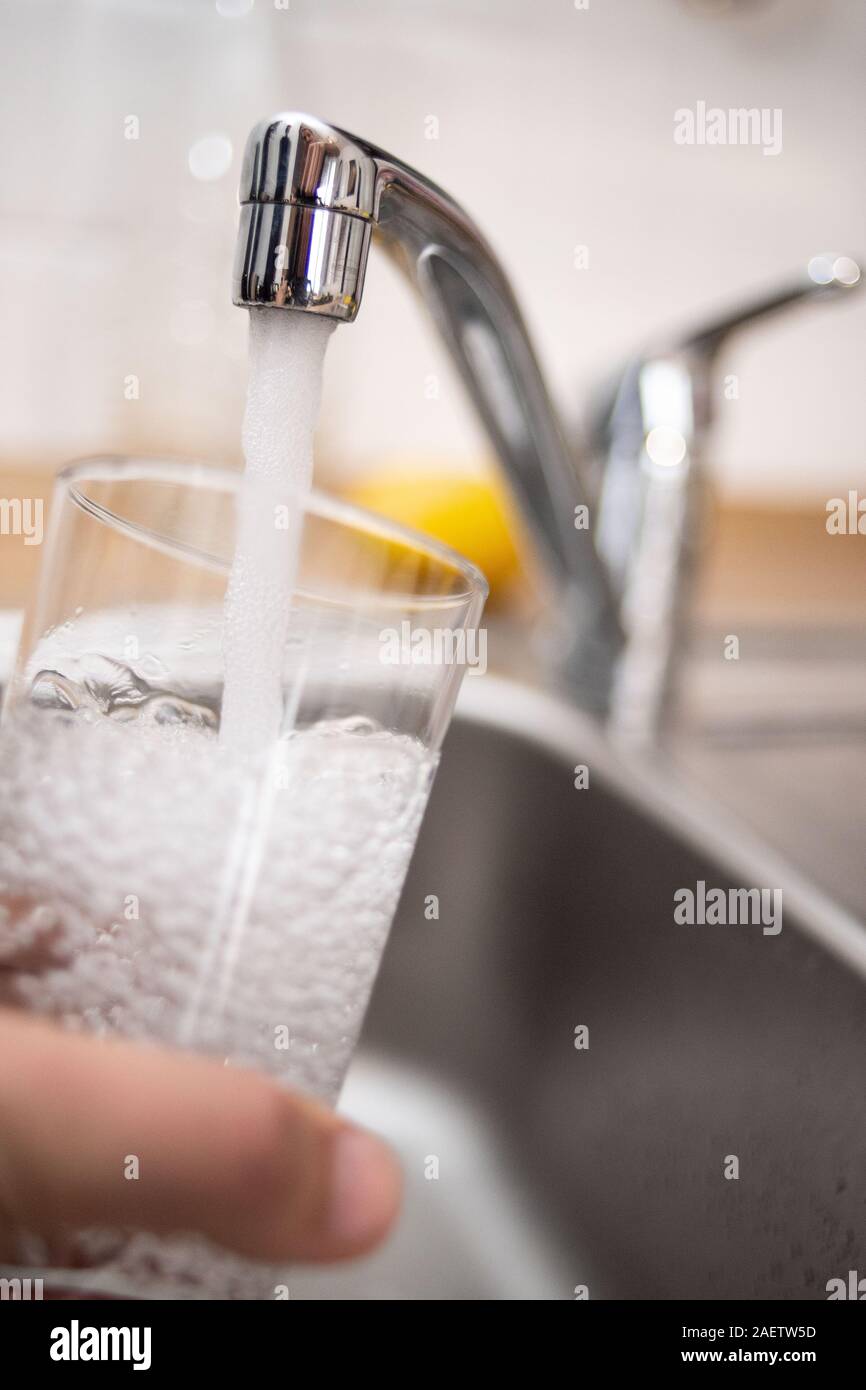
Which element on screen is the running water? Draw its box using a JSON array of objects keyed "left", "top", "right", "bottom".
[{"left": 219, "top": 309, "right": 335, "bottom": 755}]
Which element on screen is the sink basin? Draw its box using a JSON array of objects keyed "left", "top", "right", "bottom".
[{"left": 291, "top": 678, "right": 865, "bottom": 1300}]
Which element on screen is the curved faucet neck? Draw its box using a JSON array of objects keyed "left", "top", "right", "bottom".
[{"left": 233, "top": 113, "right": 623, "bottom": 710}]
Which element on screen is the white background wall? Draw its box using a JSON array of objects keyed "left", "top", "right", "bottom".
[{"left": 0, "top": 0, "right": 863, "bottom": 502}]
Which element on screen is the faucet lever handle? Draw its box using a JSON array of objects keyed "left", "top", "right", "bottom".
[{"left": 683, "top": 253, "right": 862, "bottom": 359}]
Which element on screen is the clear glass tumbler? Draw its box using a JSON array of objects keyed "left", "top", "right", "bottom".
[{"left": 0, "top": 456, "right": 487, "bottom": 1298}]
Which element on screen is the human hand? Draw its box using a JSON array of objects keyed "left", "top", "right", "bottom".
[{"left": 0, "top": 1009, "right": 400, "bottom": 1270}]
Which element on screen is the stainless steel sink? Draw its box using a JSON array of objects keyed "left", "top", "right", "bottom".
[{"left": 290, "top": 678, "right": 866, "bottom": 1301}]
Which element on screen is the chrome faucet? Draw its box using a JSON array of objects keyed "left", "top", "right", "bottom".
[
  {"left": 232, "top": 112, "right": 623, "bottom": 712},
  {"left": 231, "top": 115, "right": 861, "bottom": 737}
]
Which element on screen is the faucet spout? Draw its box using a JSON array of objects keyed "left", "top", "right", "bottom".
[{"left": 233, "top": 112, "right": 622, "bottom": 708}]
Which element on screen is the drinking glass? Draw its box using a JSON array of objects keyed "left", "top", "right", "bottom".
[{"left": 0, "top": 455, "right": 486, "bottom": 1297}]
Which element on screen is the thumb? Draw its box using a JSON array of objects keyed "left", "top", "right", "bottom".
[{"left": 0, "top": 1010, "right": 400, "bottom": 1266}]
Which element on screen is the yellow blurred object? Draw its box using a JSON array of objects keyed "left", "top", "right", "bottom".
[{"left": 345, "top": 468, "right": 526, "bottom": 605}]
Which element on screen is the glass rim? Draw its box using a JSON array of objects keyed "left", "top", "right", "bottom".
[{"left": 56, "top": 454, "right": 489, "bottom": 608}]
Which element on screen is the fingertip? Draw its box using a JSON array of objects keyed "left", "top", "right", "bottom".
[{"left": 323, "top": 1127, "right": 402, "bottom": 1259}]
